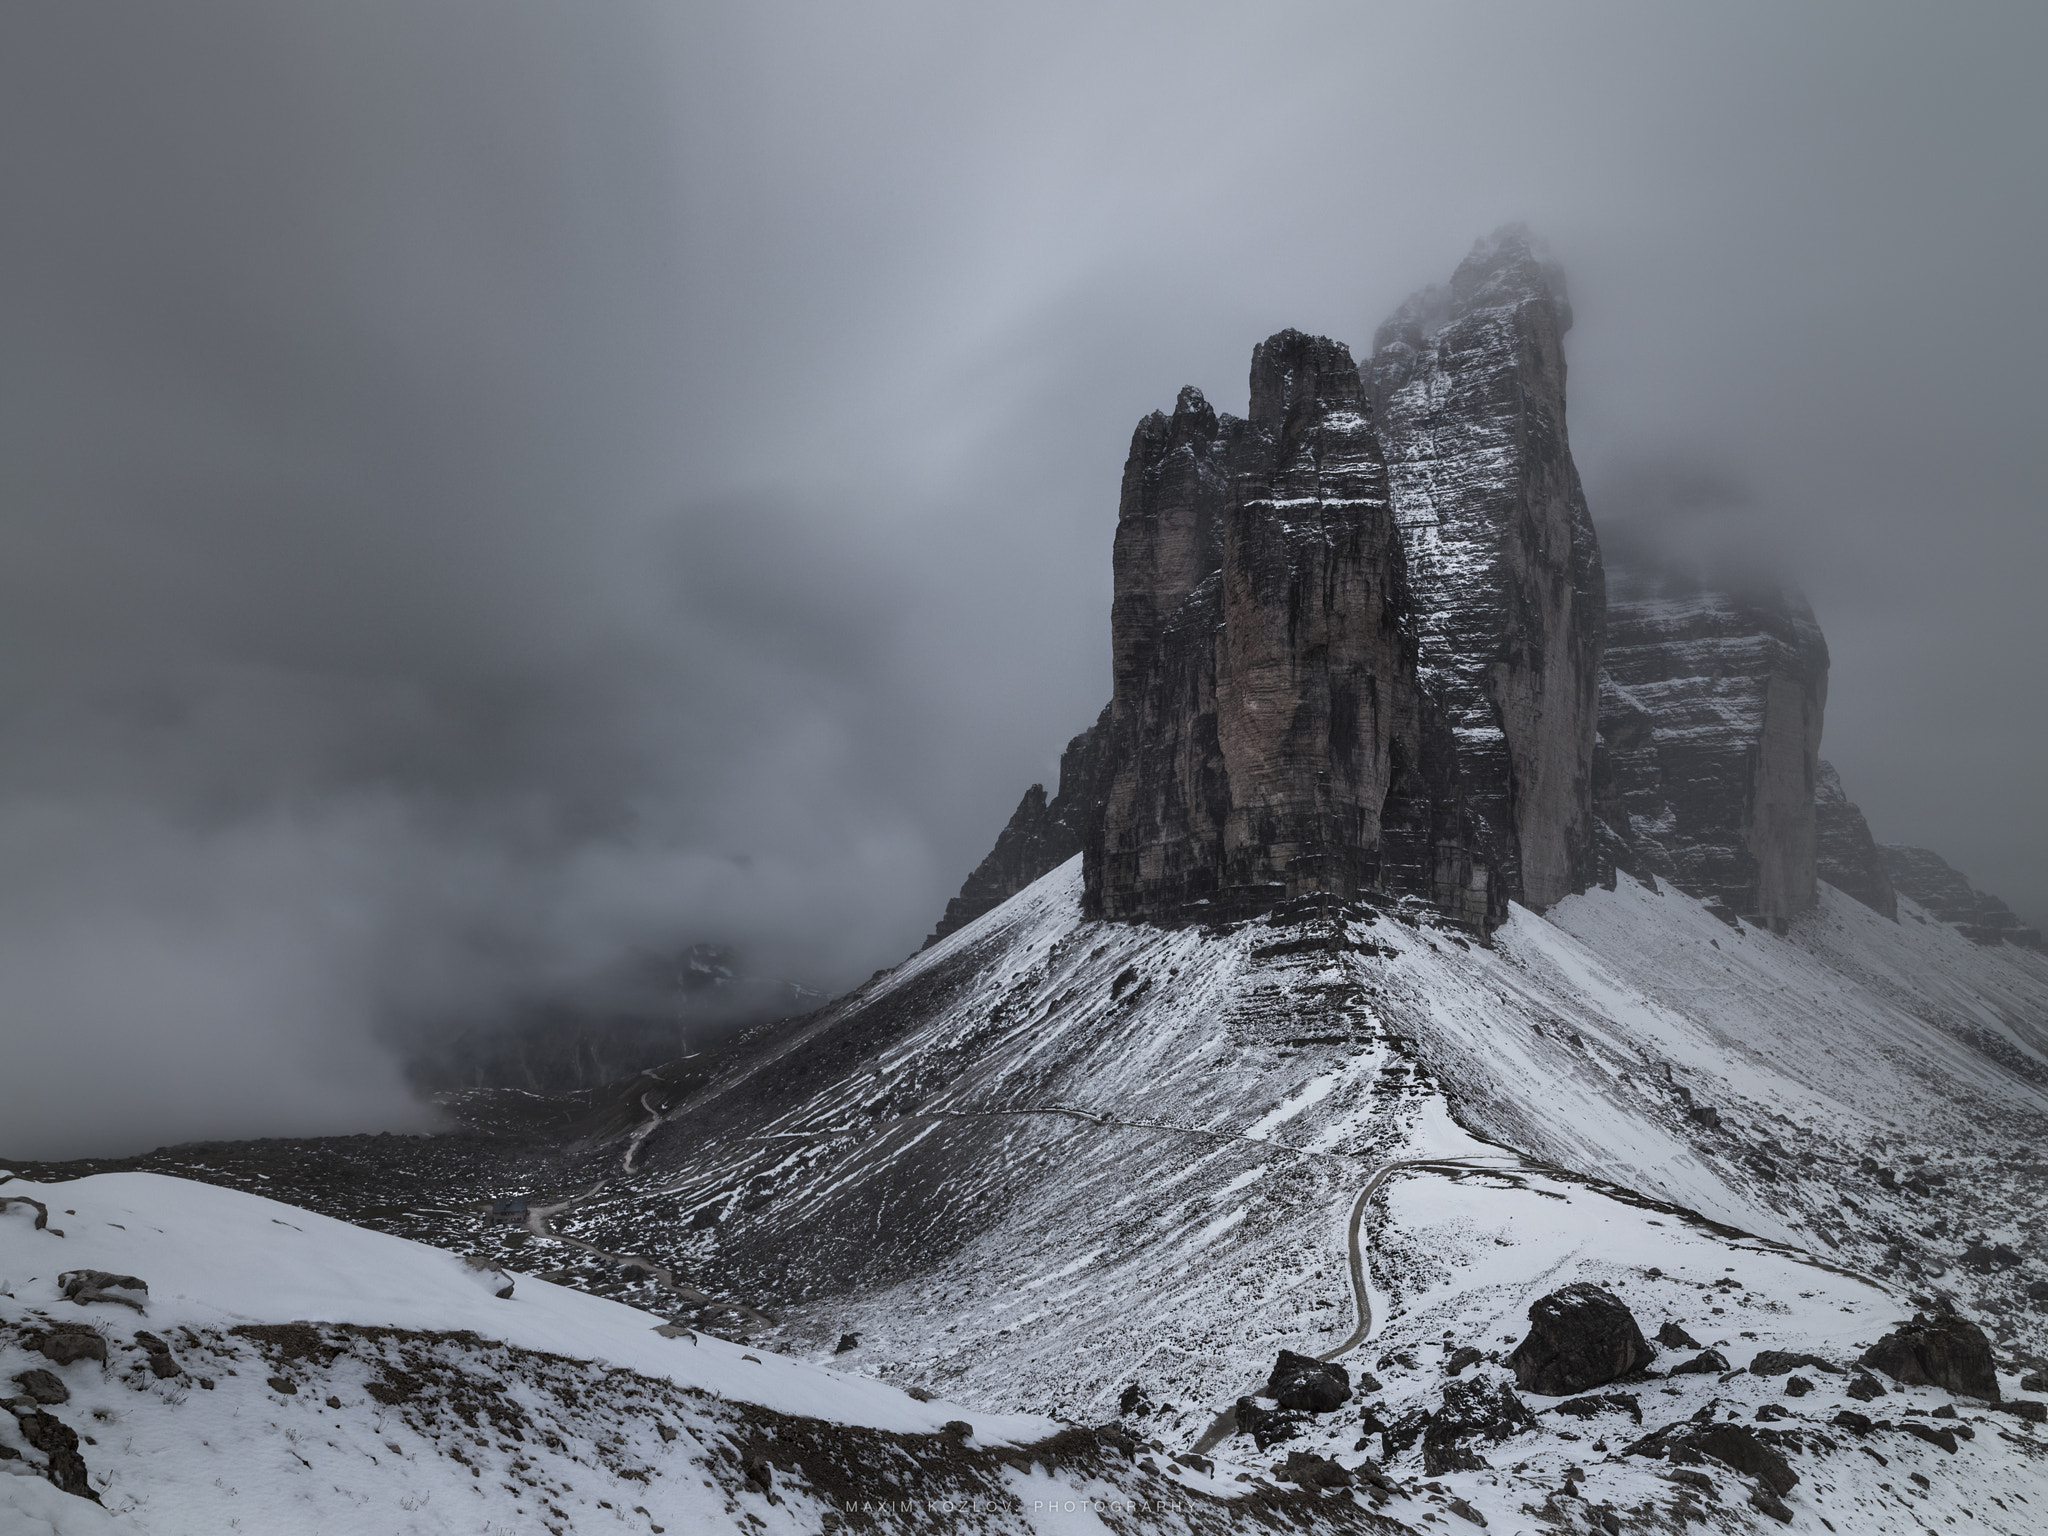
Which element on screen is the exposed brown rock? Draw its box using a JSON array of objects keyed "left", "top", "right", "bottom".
[{"left": 1085, "top": 335, "right": 1479, "bottom": 925}]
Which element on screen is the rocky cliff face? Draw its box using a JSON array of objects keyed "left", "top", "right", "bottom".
[
  {"left": 1814, "top": 759, "right": 1897, "bottom": 919},
  {"left": 1880, "top": 844, "right": 2043, "bottom": 948},
  {"left": 1595, "top": 556, "right": 1828, "bottom": 928},
  {"left": 924, "top": 714, "right": 1106, "bottom": 946},
  {"left": 1367, "top": 226, "right": 1606, "bottom": 910},
  {"left": 1083, "top": 332, "right": 1486, "bottom": 924}
]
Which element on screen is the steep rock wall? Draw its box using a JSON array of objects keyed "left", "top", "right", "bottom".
[
  {"left": 1367, "top": 226, "right": 1606, "bottom": 910},
  {"left": 1596, "top": 558, "right": 1828, "bottom": 927},
  {"left": 1082, "top": 332, "right": 1486, "bottom": 926}
]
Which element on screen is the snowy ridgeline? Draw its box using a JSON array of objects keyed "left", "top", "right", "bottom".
[
  {"left": 0, "top": 1173, "right": 1268, "bottom": 1536},
  {"left": 612, "top": 853, "right": 2048, "bottom": 1532}
]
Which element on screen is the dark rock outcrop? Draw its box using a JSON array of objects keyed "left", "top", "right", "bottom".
[
  {"left": 1506, "top": 1283, "right": 1652, "bottom": 1396},
  {"left": 1621, "top": 1420, "right": 1798, "bottom": 1497},
  {"left": 1860, "top": 1313, "right": 2001, "bottom": 1400},
  {"left": 1879, "top": 845, "right": 2043, "bottom": 948},
  {"left": 1233, "top": 1394, "right": 1305, "bottom": 1449},
  {"left": 14, "top": 1408, "right": 98, "bottom": 1501},
  {"left": 1421, "top": 1376, "right": 1539, "bottom": 1475},
  {"left": 927, "top": 716, "right": 1107, "bottom": 945},
  {"left": 1277, "top": 1449, "right": 1354, "bottom": 1488},
  {"left": 1596, "top": 554, "right": 1828, "bottom": 928},
  {"left": 1368, "top": 226, "right": 1606, "bottom": 912},
  {"left": 1814, "top": 761, "right": 1897, "bottom": 918},
  {"left": 1748, "top": 1350, "right": 1840, "bottom": 1378},
  {"left": 1265, "top": 1349, "right": 1352, "bottom": 1413},
  {"left": 1667, "top": 1349, "right": 1729, "bottom": 1377},
  {"left": 35, "top": 1326, "right": 106, "bottom": 1367}
]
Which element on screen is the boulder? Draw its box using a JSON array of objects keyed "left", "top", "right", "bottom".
[
  {"left": 132, "top": 1331, "right": 182, "bottom": 1378},
  {"left": 58, "top": 1269, "right": 148, "bottom": 1312},
  {"left": 1898, "top": 1421, "right": 1958, "bottom": 1453},
  {"left": 1749, "top": 1350, "right": 1839, "bottom": 1377},
  {"left": 834, "top": 1333, "right": 859, "bottom": 1355},
  {"left": 1845, "top": 1374, "right": 1886, "bottom": 1401},
  {"left": 1656, "top": 1321, "right": 1701, "bottom": 1350},
  {"left": 1750, "top": 1486, "right": 1794, "bottom": 1524},
  {"left": 1264, "top": 1350, "right": 1352, "bottom": 1413},
  {"left": 1622, "top": 1420, "right": 1797, "bottom": 1496},
  {"left": 1551, "top": 1392, "right": 1642, "bottom": 1424},
  {"left": 36, "top": 1327, "right": 106, "bottom": 1367},
  {"left": 1277, "top": 1450, "right": 1352, "bottom": 1488},
  {"left": 15, "top": 1409, "right": 98, "bottom": 1501},
  {"left": 1861, "top": 1314, "right": 2000, "bottom": 1401},
  {"left": 1506, "top": 1283, "right": 1653, "bottom": 1395},
  {"left": 11, "top": 1368, "right": 68, "bottom": 1405}
]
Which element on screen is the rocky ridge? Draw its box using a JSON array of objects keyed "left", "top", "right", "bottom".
[
  {"left": 1881, "top": 845, "right": 2044, "bottom": 949},
  {"left": 1814, "top": 759, "right": 1898, "bottom": 919}
]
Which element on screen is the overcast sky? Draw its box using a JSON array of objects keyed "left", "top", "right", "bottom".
[{"left": 3, "top": 2, "right": 2042, "bottom": 1155}]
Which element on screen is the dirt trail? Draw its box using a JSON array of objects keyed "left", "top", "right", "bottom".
[
  {"left": 524, "top": 1098, "right": 778, "bottom": 1333},
  {"left": 1188, "top": 1155, "right": 1520, "bottom": 1455}
]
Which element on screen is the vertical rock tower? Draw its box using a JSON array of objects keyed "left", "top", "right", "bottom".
[
  {"left": 1086, "top": 332, "right": 1456, "bottom": 922},
  {"left": 1367, "top": 227, "right": 1606, "bottom": 910}
]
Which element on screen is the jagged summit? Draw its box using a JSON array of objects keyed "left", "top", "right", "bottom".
[
  {"left": 1882, "top": 843, "right": 2044, "bottom": 949},
  {"left": 1816, "top": 758, "right": 1898, "bottom": 920},
  {"left": 1245, "top": 327, "right": 1367, "bottom": 428},
  {"left": 1372, "top": 223, "right": 1573, "bottom": 356},
  {"left": 930, "top": 228, "right": 2020, "bottom": 956}
]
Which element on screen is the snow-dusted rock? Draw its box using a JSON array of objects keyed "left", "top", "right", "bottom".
[
  {"left": 1861, "top": 1313, "right": 2000, "bottom": 1401},
  {"left": 1504, "top": 1282, "right": 1652, "bottom": 1395},
  {"left": 1368, "top": 224, "right": 1606, "bottom": 914},
  {"left": 1596, "top": 556, "right": 1828, "bottom": 928}
]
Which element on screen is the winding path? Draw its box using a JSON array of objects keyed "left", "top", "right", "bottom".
[
  {"left": 523, "top": 1095, "right": 779, "bottom": 1333},
  {"left": 1189, "top": 1153, "right": 1519, "bottom": 1455}
]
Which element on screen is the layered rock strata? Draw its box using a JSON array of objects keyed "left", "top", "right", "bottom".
[
  {"left": 1595, "top": 557, "right": 1828, "bottom": 928},
  {"left": 1813, "top": 760, "right": 1897, "bottom": 919},
  {"left": 1084, "top": 333, "right": 1486, "bottom": 926},
  {"left": 1879, "top": 845, "right": 2043, "bottom": 948},
  {"left": 1367, "top": 226, "right": 1606, "bottom": 910}
]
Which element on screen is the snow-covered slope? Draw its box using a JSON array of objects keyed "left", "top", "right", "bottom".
[
  {"left": 594, "top": 856, "right": 2048, "bottom": 1531},
  {"left": 0, "top": 1172, "right": 1375, "bottom": 1533}
]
